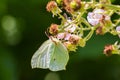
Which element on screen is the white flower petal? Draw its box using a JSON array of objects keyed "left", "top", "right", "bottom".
[
  {"left": 64, "top": 24, "right": 77, "bottom": 32},
  {"left": 116, "top": 26, "right": 120, "bottom": 32},
  {"left": 57, "top": 33, "right": 65, "bottom": 39},
  {"left": 105, "top": 15, "right": 110, "bottom": 20},
  {"left": 64, "top": 33, "right": 71, "bottom": 40},
  {"left": 93, "top": 9, "right": 105, "bottom": 14},
  {"left": 93, "top": 13, "right": 103, "bottom": 19}
]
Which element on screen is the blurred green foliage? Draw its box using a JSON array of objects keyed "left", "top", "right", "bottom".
[{"left": 0, "top": 0, "right": 120, "bottom": 80}]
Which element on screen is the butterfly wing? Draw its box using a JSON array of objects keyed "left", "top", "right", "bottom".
[
  {"left": 31, "top": 39, "right": 69, "bottom": 71},
  {"left": 31, "top": 39, "right": 55, "bottom": 69},
  {"left": 49, "top": 41, "right": 69, "bottom": 71}
]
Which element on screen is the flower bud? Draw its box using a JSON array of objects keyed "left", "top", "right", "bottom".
[
  {"left": 49, "top": 24, "right": 59, "bottom": 35},
  {"left": 46, "top": 1, "right": 58, "bottom": 12},
  {"left": 63, "top": 0, "right": 81, "bottom": 13},
  {"left": 104, "top": 45, "right": 113, "bottom": 56},
  {"left": 96, "top": 26, "right": 104, "bottom": 35},
  {"left": 64, "top": 6, "right": 74, "bottom": 13}
]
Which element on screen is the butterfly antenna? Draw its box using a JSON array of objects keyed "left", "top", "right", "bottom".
[
  {"left": 45, "top": 28, "right": 50, "bottom": 38},
  {"left": 45, "top": 28, "right": 57, "bottom": 44}
]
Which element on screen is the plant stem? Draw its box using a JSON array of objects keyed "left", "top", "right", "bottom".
[{"left": 84, "top": 28, "right": 95, "bottom": 41}]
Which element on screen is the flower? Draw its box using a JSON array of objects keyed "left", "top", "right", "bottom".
[
  {"left": 87, "top": 9, "right": 110, "bottom": 26},
  {"left": 104, "top": 42, "right": 120, "bottom": 56},
  {"left": 63, "top": 0, "right": 81, "bottom": 13},
  {"left": 96, "top": 26, "right": 103, "bottom": 35},
  {"left": 64, "top": 19, "right": 77, "bottom": 33},
  {"left": 49, "top": 24, "right": 59, "bottom": 35},
  {"left": 64, "top": 24, "right": 77, "bottom": 33},
  {"left": 69, "top": 34, "right": 80, "bottom": 44},
  {"left": 70, "top": 0, "right": 81, "bottom": 10},
  {"left": 116, "top": 26, "right": 120, "bottom": 37},
  {"left": 93, "top": 9, "right": 105, "bottom": 14},
  {"left": 46, "top": 1, "right": 57, "bottom": 12},
  {"left": 57, "top": 33, "right": 65, "bottom": 40},
  {"left": 64, "top": 33, "right": 71, "bottom": 40},
  {"left": 104, "top": 45, "right": 113, "bottom": 56},
  {"left": 116, "top": 26, "right": 120, "bottom": 32},
  {"left": 87, "top": 12, "right": 102, "bottom": 26},
  {"left": 46, "top": 1, "right": 62, "bottom": 16},
  {"left": 57, "top": 32, "right": 71, "bottom": 40}
]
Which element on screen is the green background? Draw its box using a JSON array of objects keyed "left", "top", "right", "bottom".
[{"left": 0, "top": 0, "right": 120, "bottom": 80}]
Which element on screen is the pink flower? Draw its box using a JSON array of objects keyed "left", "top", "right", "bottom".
[
  {"left": 93, "top": 9, "right": 105, "bottom": 14},
  {"left": 57, "top": 33, "right": 65, "bottom": 40},
  {"left": 116, "top": 26, "right": 120, "bottom": 32},
  {"left": 57, "top": 32, "right": 71, "bottom": 40},
  {"left": 64, "top": 24, "right": 77, "bottom": 32},
  {"left": 87, "top": 9, "right": 110, "bottom": 26},
  {"left": 64, "top": 19, "right": 77, "bottom": 33},
  {"left": 116, "top": 26, "right": 120, "bottom": 38},
  {"left": 87, "top": 12, "right": 102, "bottom": 26},
  {"left": 64, "top": 33, "right": 71, "bottom": 40}
]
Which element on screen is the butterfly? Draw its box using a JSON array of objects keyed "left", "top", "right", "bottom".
[{"left": 31, "top": 39, "right": 69, "bottom": 71}]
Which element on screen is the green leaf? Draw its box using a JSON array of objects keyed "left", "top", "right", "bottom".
[{"left": 31, "top": 39, "right": 69, "bottom": 71}]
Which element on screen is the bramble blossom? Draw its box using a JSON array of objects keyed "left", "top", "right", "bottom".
[
  {"left": 31, "top": 0, "right": 120, "bottom": 72},
  {"left": 87, "top": 9, "right": 110, "bottom": 26}
]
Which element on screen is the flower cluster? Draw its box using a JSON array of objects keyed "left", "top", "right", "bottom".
[{"left": 46, "top": 0, "right": 120, "bottom": 55}]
